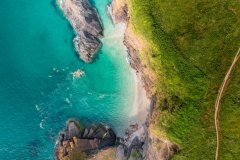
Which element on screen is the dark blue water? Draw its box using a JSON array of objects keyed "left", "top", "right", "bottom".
[{"left": 0, "top": 0, "right": 136, "bottom": 159}]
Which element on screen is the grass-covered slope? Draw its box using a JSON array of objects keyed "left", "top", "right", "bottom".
[
  {"left": 129, "top": 0, "right": 240, "bottom": 159},
  {"left": 219, "top": 64, "right": 240, "bottom": 160}
]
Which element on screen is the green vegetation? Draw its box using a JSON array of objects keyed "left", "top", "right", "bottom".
[
  {"left": 129, "top": 0, "right": 240, "bottom": 159},
  {"left": 220, "top": 65, "right": 240, "bottom": 160},
  {"left": 129, "top": 149, "right": 143, "bottom": 160}
]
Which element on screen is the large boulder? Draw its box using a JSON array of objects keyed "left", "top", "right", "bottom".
[
  {"left": 73, "top": 137, "right": 99, "bottom": 151},
  {"left": 59, "top": 0, "right": 103, "bottom": 63},
  {"left": 82, "top": 128, "right": 89, "bottom": 138},
  {"left": 87, "top": 127, "right": 95, "bottom": 138},
  {"left": 92, "top": 124, "right": 108, "bottom": 139},
  {"left": 67, "top": 119, "right": 82, "bottom": 139},
  {"left": 116, "top": 145, "right": 125, "bottom": 160}
]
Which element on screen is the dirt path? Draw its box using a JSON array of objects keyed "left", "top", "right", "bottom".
[{"left": 214, "top": 48, "right": 240, "bottom": 160}]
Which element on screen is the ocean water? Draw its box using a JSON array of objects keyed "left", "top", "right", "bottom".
[{"left": 0, "top": 0, "right": 136, "bottom": 159}]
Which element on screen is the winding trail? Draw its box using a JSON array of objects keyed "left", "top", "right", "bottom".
[{"left": 214, "top": 48, "right": 240, "bottom": 160}]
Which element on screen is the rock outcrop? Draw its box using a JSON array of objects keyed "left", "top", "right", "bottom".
[
  {"left": 59, "top": 0, "right": 103, "bottom": 63},
  {"left": 114, "top": 97, "right": 155, "bottom": 160},
  {"left": 147, "top": 135, "right": 180, "bottom": 160},
  {"left": 54, "top": 119, "right": 116, "bottom": 160},
  {"left": 107, "top": 0, "right": 128, "bottom": 24},
  {"left": 117, "top": 124, "right": 148, "bottom": 160}
]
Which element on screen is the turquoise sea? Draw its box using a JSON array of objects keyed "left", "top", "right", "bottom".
[{"left": 0, "top": 0, "right": 136, "bottom": 159}]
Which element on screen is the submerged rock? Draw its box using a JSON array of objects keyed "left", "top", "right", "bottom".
[
  {"left": 54, "top": 119, "right": 117, "bottom": 160},
  {"left": 59, "top": 0, "right": 103, "bottom": 63}
]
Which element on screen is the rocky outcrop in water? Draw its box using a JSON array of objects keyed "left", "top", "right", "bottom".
[
  {"left": 59, "top": 0, "right": 103, "bottom": 63},
  {"left": 54, "top": 119, "right": 116, "bottom": 160}
]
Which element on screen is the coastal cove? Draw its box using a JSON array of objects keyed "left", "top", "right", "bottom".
[{"left": 0, "top": 0, "right": 149, "bottom": 159}]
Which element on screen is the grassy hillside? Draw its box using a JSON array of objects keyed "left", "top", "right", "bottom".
[
  {"left": 129, "top": 0, "right": 240, "bottom": 159},
  {"left": 219, "top": 64, "right": 240, "bottom": 160}
]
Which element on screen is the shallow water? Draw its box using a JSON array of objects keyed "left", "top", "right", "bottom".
[{"left": 0, "top": 0, "right": 137, "bottom": 159}]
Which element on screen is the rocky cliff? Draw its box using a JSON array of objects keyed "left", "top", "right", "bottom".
[
  {"left": 107, "top": 0, "right": 128, "bottom": 24},
  {"left": 59, "top": 0, "right": 103, "bottom": 63}
]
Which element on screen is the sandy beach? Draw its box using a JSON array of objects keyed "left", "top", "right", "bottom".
[{"left": 129, "top": 66, "right": 150, "bottom": 125}]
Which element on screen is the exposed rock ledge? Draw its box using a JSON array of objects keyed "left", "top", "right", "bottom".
[
  {"left": 54, "top": 119, "right": 116, "bottom": 160},
  {"left": 107, "top": 0, "right": 128, "bottom": 24},
  {"left": 59, "top": 0, "right": 103, "bottom": 63}
]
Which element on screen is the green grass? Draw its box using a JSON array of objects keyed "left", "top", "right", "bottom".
[
  {"left": 129, "top": 0, "right": 240, "bottom": 159},
  {"left": 219, "top": 65, "right": 240, "bottom": 159}
]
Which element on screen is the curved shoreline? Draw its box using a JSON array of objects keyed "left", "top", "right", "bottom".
[
  {"left": 54, "top": 0, "right": 152, "bottom": 159},
  {"left": 107, "top": 0, "right": 152, "bottom": 126},
  {"left": 106, "top": 1, "right": 180, "bottom": 160},
  {"left": 108, "top": 0, "right": 153, "bottom": 123}
]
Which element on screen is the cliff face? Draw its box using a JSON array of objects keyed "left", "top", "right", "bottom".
[
  {"left": 107, "top": 0, "right": 128, "bottom": 24},
  {"left": 59, "top": 0, "right": 103, "bottom": 63},
  {"left": 124, "top": 26, "right": 155, "bottom": 96},
  {"left": 108, "top": 0, "right": 179, "bottom": 159},
  {"left": 108, "top": 0, "right": 155, "bottom": 96}
]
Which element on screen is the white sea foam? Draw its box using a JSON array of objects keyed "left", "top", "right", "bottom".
[
  {"left": 35, "top": 104, "right": 40, "bottom": 111},
  {"left": 65, "top": 98, "right": 71, "bottom": 104},
  {"left": 98, "top": 94, "right": 106, "bottom": 99},
  {"left": 126, "top": 56, "right": 130, "bottom": 64},
  {"left": 40, "top": 120, "right": 44, "bottom": 129}
]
